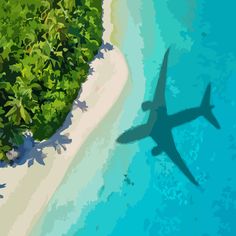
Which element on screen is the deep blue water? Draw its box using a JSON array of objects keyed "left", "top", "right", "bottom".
[{"left": 31, "top": 0, "right": 236, "bottom": 235}]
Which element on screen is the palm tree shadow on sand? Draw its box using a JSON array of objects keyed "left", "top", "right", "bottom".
[
  {"left": 1, "top": 125, "right": 73, "bottom": 169},
  {"left": 0, "top": 183, "right": 6, "bottom": 199},
  {"left": 72, "top": 43, "right": 114, "bottom": 111},
  {"left": 73, "top": 88, "right": 88, "bottom": 112},
  {"left": 0, "top": 84, "right": 93, "bottom": 168}
]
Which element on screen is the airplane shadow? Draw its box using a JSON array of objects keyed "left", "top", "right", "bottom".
[{"left": 116, "top": 48, "right": 220, "bottom": 186}]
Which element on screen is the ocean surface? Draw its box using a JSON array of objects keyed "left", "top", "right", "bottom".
[{"left": 30, "top": 0, "right": 236, "bottom": 235}]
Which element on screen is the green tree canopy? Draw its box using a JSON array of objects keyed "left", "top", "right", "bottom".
[{"left": 0, "top": 0, "right": 103, "bottom": 161}]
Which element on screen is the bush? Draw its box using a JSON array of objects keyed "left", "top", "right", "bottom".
[{"left": 0, "top": 0, "right": 103, "bottom": 161}]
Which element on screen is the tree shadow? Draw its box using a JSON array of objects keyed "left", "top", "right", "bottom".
[
  {"left": 72, "top": 43, "right": 115, "bottom": 112},
  {"left": 93, "top": 42, "right": 114, "bottom": 60},
  {"left": 0, "top": 113, "right": 73, "bottom": 168},
  {"left": 0, "top": 183, "right": 6, "bottom": 199},
  {"left": 101, "top": 42, "right": 114, "bottom": 52},
  {"left": 88, "top": 67, "right": 95, "bottom": 76},
  {"left": 95, "top": 51, "right": 105, "bottom": 59},
  {"left": 73, "top": 88, "right": 88, "bottom": 112}
]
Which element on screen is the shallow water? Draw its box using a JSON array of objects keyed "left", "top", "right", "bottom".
[{"left": 30, "top": 0, "right": 236, "bottom": 235}]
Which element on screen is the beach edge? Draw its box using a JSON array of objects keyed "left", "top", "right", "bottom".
[{"left": 0, "top": 0, "right": 128, "bottom": 235}]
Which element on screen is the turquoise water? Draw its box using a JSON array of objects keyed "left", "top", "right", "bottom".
[{"left": 31, "top": 0, "right": 236, "bottom": 235}]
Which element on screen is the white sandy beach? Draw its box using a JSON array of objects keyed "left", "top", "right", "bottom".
[{"left": 0, "top": 0, "right": 128, "bottom": 235}]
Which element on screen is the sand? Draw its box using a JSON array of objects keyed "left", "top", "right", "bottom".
[{"left": 0, "top": 0, "right": 128, "bottom": 235}]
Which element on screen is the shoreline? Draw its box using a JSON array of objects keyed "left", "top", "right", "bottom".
[{"left": 0, "top": 0, "right": 129, "bottom": 235}]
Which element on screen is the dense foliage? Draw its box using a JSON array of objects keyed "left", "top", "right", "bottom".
[{"left": 0, "top": 0, "right": 103, "bottom": 161}]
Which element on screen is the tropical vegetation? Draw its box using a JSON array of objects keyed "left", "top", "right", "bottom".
[{"left": 0, "top": 0, "right": 103, "bottom": 161}]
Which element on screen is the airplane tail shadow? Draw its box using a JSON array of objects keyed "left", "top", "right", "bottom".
[{"left": 201, "top": 83, "right": 221, "bottom": 129}]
